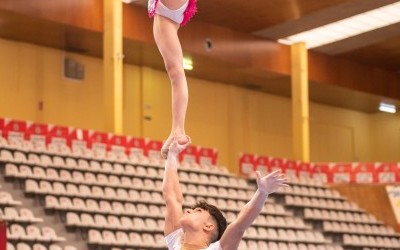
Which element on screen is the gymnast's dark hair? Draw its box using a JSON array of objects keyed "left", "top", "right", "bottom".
[{"left": 191, "top": 200, "right": 228, "bottom": 243}]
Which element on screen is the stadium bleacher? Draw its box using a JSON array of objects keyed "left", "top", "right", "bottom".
[{"left": 0, "top": 119, "right": 399, "bottom": 250}]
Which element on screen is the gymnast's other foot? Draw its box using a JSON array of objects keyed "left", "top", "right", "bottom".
[{"left": 161, "top": 135, "right": 174, "bottom": 160}]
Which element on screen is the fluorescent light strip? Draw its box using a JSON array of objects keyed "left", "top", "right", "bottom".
[
  {"left": 183, "top": 63, "right": 193, "bottom": 71},
  {"left": 183, "top": 58, "right": 193, "bottom": 71},
  {"left": 379, "top": 103, "right": 396, "bottom": 114},
  {"left": 279, "top": 2, "right": 400, "bottom": 48}
]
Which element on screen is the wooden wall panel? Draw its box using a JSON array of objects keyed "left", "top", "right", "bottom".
[
  {"left": 0, "top": 0, "right": 103, "bottom": 31},
  {"left": 122, "top": 5, "right": 153, "bottom": 45},
  {"left": 309, "top": 51, "right": 400, "bottom": 100},
  {"left": 330, "top": 184, "right": 400, "bottom": 232}
]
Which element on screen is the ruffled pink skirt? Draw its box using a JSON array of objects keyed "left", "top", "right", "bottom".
[{"left": 148, "top": 0, "right": 197, "bottom": 26}]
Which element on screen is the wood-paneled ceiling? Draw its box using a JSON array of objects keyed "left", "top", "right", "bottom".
[
  {"left": 134, "top": 0, "right": 400, "bottom": 72},
  {"left": 132, "top": 0, "right": 400, "bottom": 112}
]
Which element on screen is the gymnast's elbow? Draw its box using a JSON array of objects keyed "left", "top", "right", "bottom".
[{"left": 162, "top": 189, "right": 183, "bottom": 205}]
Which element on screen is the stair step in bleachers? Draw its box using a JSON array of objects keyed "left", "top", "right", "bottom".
[
  {"left": 323, "top": 221, "right": 398, "bottom": 237},
  {"left": 0, "top": 182, "right": 75, "bottom": 250}
]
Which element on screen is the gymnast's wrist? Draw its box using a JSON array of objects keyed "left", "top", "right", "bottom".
[{"left": 256, "top": 188, "right": 270, "bottom": 197}]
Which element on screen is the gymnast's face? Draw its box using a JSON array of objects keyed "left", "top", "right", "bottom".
[{"left": 180, "top": 207, "right": 213, "bottom": 231}]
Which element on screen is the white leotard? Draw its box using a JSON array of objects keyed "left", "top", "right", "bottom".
[{"left": 149, "top": 0, "right": 189, "bottom": 24}]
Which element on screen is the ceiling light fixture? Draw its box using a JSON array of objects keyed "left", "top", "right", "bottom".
[
  {"left": 183, "top": 57, "right": 193, "bottom": 71},
  {"left": 278, "top": 2, "right": 400, "bottom": 49},
  {"left": 379, "top": 103, "right": 396, "bottom": 114}
]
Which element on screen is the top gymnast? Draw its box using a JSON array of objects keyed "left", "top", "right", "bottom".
[{"left": 148, "top": 0, "right": 197, "bottom": 158}]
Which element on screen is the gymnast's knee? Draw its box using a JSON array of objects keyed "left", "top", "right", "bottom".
[{"left": 165, "top": 61, "right": 185, "bottom": 84}]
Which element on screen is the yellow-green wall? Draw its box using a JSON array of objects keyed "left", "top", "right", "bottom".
[
  {"left": 0, "top": 38, "right": 399, "bottom": 173},
  {"left": 371, "top": 113, "right": 400, "bottom": 162},
  {"left": 0, "top": 38, "right": 143, "bottom": 133},
  {"left": 310, "top": 104, "right": 373, "bottom": 163},
  {"left": 0, "top": 40, "right": 38, "bottom": 121}
]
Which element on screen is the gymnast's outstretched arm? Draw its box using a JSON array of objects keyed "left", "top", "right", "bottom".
[
  {"left": 162, "top": 138, "right": 191, "bottom": 236},
  {"left": 220, "top": 170, "right": 288, "bottom": 249}
]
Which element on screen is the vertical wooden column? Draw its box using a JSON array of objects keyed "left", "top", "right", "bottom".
[
  {"left": 104, "top": 0, "right": 123, "bottom": 133},
  {"left": 291, "top": 42, "right": 310, "bottom": 162}
]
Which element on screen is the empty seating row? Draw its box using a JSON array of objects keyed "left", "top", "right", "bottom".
[
  {"left": 16, "top": 168, "right": 252, "bottom": 201},
  {"left": 285, "top": 195, "right": 361, "bottom": 212},
  {"left": 362, "top": 248, "right": 393, "bottom": 250},
  {"left": 227, "top": 202, "right": 290, "bottom": 217},
  {"left": 0, "top": 135, "right": 231, "bottom": 174},
  {"left": 250, "top": 174, "right": 325, "bottom": 189},
  {"left": 112, "top": 241, "right": 344, "bottom": 250},
  {"left": 278, "top": 185, "right": 344, "bottom": 201},
  {"left": 304, "top": 208, "right": 380, "bottom": 225},
  {"left": 5, "top": 161, "right": 247, "bottom": 191},
  {"left": 343, "top": 234, "right": 400, "bottom": 248},
  {"left": 25, "top": 180, "right": 261, "bottom": 217},
  {"left": 65, "top": 210, "right": 310, "bottom": 237},
  {"left": 227, "top": 211, "right": 305, "bottom": 230},
  {"left": 0, "top": 140, "right": 136, "bottom": 164},
  {"left": 0, "top": 139, "right": 41, "bottom": 153},
  {"left": 323, "top": 221, "right": 398, "bottom": 237},
  {"left": 43, "top": 194, "right": 290, "bottom": 227},
  {"left": 66, "top": 214, "right": 324, "bottom": 246},
  {"left": 0, "top": 206, "right": 43, "bottom": 223},
  {"left": 252, "top": 214, "right": 310, "bottom": 229},
  {"left": 86, "top": 229, "right": 336, "bottom": 250},
  {"left": 180, "top": 161, "right": 231, "bottom": 176},
  {"left": 5, "top": 161, "right": 162, "bottom": 181},
  {"left": 88, "top": 229, "right": 165, "bottom": 248},
  {"left": 45, "top": 195, "right": 164, "bottom": 217},
  {"left": 0, "top": 190, "right": 22, "bottom": 206},
  {"left": 7, "top": 223, "right": 65, "bottom": 242},
  {"left": 1, "top": 145, "right": 230, "bottom": 178},
  {"left": 66, "top": 212, "right": 163, "bottom": 232},
  {"left": 179, "top": 171, "right": 249, "bottom": 188},
  {"left": 26, "top": 179, "right": 164, "bottom": 204},
  {"left": 243, "top": 226, "right": 328, "bottom": 244},
  {"left": 237, "top": 240, "right": 342, "bottom": 250},
  {"left": 11, "top": 166, "right": 162, "bottom": 191},
  {"left": 182, "top": 183, "right": 254, "bottom": 201},
  {"left": 7, "top": 242, "right": 76, "bottom": 250},
  {"left": 54, "top": 178, "right": 159, "bottom": 203},
  {"left": 186, "top": 195, "right": 281, "bottom": 215}
]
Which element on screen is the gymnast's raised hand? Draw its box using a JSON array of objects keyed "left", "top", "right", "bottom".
[{"left": 256, "top": 169, "right": 289, "bottom": 195}]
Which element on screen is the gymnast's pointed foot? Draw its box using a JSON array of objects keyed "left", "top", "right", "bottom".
[{"left": 161, "top": 133, "right": 190, "bottom": 159}]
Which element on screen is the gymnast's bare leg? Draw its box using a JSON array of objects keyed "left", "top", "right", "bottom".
[{"left": 152, "top": 0, "right": 191, "bottom": 159}]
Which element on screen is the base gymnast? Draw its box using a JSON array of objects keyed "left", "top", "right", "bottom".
[{"left": 163, "top": 139, "right": 288, "bottom": 249}]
